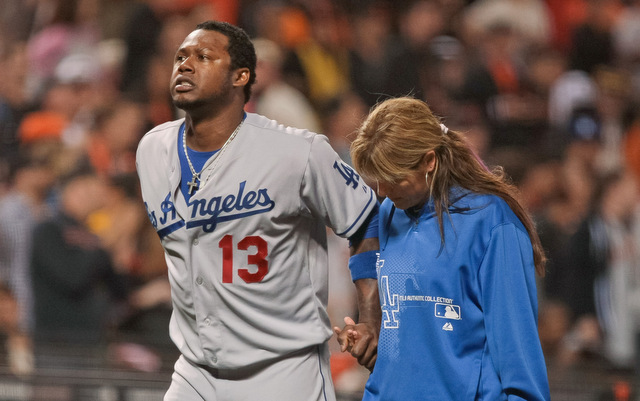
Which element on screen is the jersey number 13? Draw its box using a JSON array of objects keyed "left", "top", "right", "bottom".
[{"left": 219, "top": 235, "right": 268, "bottom": 283}]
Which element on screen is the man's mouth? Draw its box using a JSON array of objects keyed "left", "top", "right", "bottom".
[{"left": 175, "top": 78, "right": 195, "bottom": 92}]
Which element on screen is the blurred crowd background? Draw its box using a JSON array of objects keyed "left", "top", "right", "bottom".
[{"left": 1, "top": 0, "right": 640, "bottom": 399}]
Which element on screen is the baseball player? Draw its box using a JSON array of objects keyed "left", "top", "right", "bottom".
[{"left": 135, "top": 21, "right": 380, "bottom": 401}]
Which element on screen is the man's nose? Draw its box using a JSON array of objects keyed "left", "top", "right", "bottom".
[{"left": 179, "top": 57, "right": 193, "bottom": 72}]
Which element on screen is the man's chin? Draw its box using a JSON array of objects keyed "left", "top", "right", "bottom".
[
  {"left": 172, "top": 99, "right": 189, "bottom": 110},
  {"left": 173, "top": 99, "right": 201, "bottom": 112}
]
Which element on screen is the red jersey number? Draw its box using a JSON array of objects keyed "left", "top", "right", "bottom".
[{"left": 219, "top": 235, "right": 268, "bottom": 283}]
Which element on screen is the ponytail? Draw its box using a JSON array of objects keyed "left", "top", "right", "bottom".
[{"left": 434, "top": 131, "right": 547, "bottom": 276}]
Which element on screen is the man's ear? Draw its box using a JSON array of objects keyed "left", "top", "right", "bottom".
[{"left": 233, "top": 68, "right": 250, "bottom": 87}]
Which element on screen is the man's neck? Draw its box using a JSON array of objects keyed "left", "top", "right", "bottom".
[{"left": 184, "top": 106, "right": 245, "bottom": 152}]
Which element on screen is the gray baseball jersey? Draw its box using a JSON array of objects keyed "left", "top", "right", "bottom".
[{"left": 136, "top": 112, "right": 376, "bottom": 371}]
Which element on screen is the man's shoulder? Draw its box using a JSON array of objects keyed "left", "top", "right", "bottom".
[
  {"left": 244, "top": 112, "right": 319, "bottom": 142},
  {"left": 137, "top": 119, "right": 183, "bottom": 159},
  {"left": 138, "top": 119, "right": 183, "bottom": 148}
]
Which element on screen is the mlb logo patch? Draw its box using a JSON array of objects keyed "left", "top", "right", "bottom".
[{"left": 434, "top": 303, "right": 461, "bottom": 320}]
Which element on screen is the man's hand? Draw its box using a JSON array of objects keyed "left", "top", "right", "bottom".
[{"left": 333, "top": 316, "right": 378, "bottom": 371}]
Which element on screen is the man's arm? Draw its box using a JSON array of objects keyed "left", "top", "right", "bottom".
[{"left": 334, "top": 236, "right": 380, "bottom": 371}]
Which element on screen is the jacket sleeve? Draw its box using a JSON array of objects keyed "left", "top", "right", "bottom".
[{"left": 479, "top": 222, "right": 551, "bottom": 401}]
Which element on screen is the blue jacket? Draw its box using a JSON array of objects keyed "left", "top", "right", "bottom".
[{"left": 364, "top": 189, "right": 550, "bottom": 401}]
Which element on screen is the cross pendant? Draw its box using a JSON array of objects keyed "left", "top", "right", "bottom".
[{"left": 187, "top": 175, "right": 199, "bottom": 195}]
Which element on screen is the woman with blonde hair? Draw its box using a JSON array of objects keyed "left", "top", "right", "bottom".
[{"left": 344, "top": 97, "right": 550, "bottom": 400}]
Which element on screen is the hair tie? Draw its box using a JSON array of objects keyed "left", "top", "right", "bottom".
[{"left": 440, "top": 123, "right": 449, "bottom": 135}]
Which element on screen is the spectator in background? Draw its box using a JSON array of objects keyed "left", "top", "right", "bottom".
[
  {"left": 346, "top": 0, "right": 400, "bottom": 108},
  {"left": 611, "top": 0, "right": 640, "bottom": 88},
  {"left": 535, "top": 110, "right": 603, "bottom": 319},
  {"left": 99, "top": 174, "right": 174, "bottom": 371},
  {"left": 239, "top": 0, "right": 300, "bottom": 47},
  {"left": 26, "top": 0, "right": 102, "bottom": 100},
  {"left": 383, "top": 0, "right": 448, "bottom": 101},
  {"left": 567, "top": 0, "right": 618, "bottom": 75},
  {"left": 81, "top": 173, "right": 175, "bottom": 372},
  {"left": 545, "top": 0, "right": 589, "bottom": 51},
  {"left": 624, "top": 109, "right": 640, "bottom": 187},
  {"left": 547, "top": 68, "right": 598, "bottom": 146},
  {"left": 0, "top": 145, "right": 58, "bottom": 329},
  {"left": 0, "top": 283, "right": 32, "bottom": 376},
  {"left": 249, "top": 37, "right": 322, "bottom": 132},
  {"left": 17, "top": 50, "right": 108, "bottom": 160},
  {"left": 612, "top": 0, "right": 640, "bottom": 61},
  {"left": 119, "top": 0, "right": 174, "bottom": 102},
  {"left": 0, "top": 41, "right": 32, "bottom": 186},
  {"left": 30, "top": 169, "right": 128, "bottom": 353},
  {"left": 592, "top": 67, "right": 633, "bottom": 173},
  {"left": 518, "top": 45, "right": 568, "bottom": 151},
  {"left": 520, "top": 158, "right": 574, "bottom": 361},
  {"left": 88, "top": 173, "right": 146, "bottom": 274},
  {"left": 0, "top": 145, "right": 59, "bottom": 376},
  {"left": 594, "top": 169, "right": 640, "bottom": 369},
  {"left": 562, "top": 169, "right": 639, "bottom": 368},
  {"left": 54, "top": 51, "right": 115, "bottom": 149},
  {"left": 0, "top": 0, "right": 37, "bottom": 43},
  {"left": 457, "top": 20, "right": 548, "bottom": 150},
  {"left": 17, "top": 84, "right": 70, "bottom": 147},
  {"left": 419, "top": 35, "right": 468, "bottom": 121},
  {"left": 544, "top": 105, "right": 603, "bottom": 238},
  {"left": 86, "top": 100, "right": 147, "bottom": 177},
  {"left": 321, "top": 92, "right": 368, "bottom": 165},
  {"left": 115, "top": 206, "right": 173, "bottom": 352},
  {"left": 462, "top": 0, "right": 553, "bottom": 48},
  {"left": 281, "top": 0, "right": 351, "bottom": 117}
]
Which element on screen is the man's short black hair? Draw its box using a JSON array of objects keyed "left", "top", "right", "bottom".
[{"left": 196, "top": 20, "right": 257, "bottom": 103}]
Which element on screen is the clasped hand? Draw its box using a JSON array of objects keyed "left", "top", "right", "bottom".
[{"left": 333, "top": 316, "right": 378, "bottom": 371}]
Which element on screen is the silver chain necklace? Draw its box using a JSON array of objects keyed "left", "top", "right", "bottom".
[{"left": 182, "top": 119, "right": 244, "bottom": 195}]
